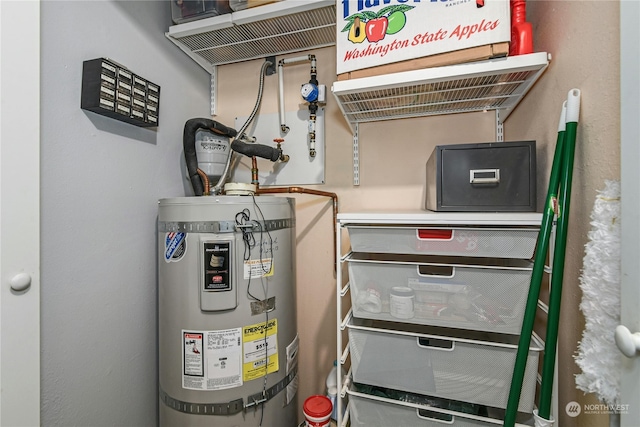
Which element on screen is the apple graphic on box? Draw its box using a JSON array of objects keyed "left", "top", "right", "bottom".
[
  {"left": 342, "top": 4, "right": 414, "bottom": 45},
  {"left": 365, "top": 16, "right": 388, "bottom": 42}
]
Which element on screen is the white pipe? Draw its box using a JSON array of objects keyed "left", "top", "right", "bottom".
[
  {"left": 277, "top": 61, "right": 288, "bottom": 133},
  {"left": 277, "top": 54, "right": 317, "bottom": 136},
  {"left": 282, "top": 54, "right": 311, "bottom": 64}
]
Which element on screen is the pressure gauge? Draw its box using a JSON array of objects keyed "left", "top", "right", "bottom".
[{"left": 300, "top": 83, "right": 319, "bottom": 103}]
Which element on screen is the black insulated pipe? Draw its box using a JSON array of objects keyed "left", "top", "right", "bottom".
[
  {"left": 231, "top": 140, "right": 282, "bottom": 162},
  {"left": 183, "top": 118, "right": 237, "bottom": 196}
]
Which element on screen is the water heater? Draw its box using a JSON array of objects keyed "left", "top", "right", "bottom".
[{"left": 158, "top": 195, "right": 298, "bottom": 426}]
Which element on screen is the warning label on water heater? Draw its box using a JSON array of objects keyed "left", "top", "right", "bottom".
[
  {"left": 243, "top": 258, "right": 273, "bottom": 279},
  {"left": 182, "top": 329, "right": 243, "bottom": 391}
]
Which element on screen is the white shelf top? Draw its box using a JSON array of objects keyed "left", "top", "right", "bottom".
[
  {"left": 332, "top": 52, "right": 551, "bottom": 132},
  {"left": 337, "top": 210, "right": 543, "bottom": 226}
]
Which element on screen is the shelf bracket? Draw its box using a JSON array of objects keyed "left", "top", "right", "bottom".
[
  {"left": 210, "top": 66, "right": 217, "bottom": 117},
  {"left": 353, "top": 123, "right": 360, "bottom": 186},
  {"left": 496, "top": 109, "right": 504, "bottom": 142}
]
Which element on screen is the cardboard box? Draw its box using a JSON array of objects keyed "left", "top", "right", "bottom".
[
  {"left": 336, "top": 42, "right": 508, "bottom": 80},
  {"left": 336, "top": 0, "right": 511, "bottom": 77}
]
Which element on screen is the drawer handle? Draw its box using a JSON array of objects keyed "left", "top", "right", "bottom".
[
  {"left": 417, "top": 337, "right": 455, "bottom": 352},
  {"left": 417, "top": 229, "right": 453, "bottom": 241},
  {"left": 417, "top": 265, "right": 455, "bottom": 278},
  {"left": 470, "top": 168, "right": 500, "bottom": 184},
  {"left": 416, "top": 408, "right": 455, "bottom": 424}
]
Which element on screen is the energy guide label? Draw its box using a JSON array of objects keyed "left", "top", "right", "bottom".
[
  {"left": 242, "top": 319, "right": 278, "bottom": 382},
  {"left": 182, "top": 328, "right": 242, "bottom": 391},
  {"left": 243, "top": 258, "right": 273, "bottom": 279}
]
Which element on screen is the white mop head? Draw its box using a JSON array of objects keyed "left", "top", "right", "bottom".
[{"left": 574, "top": 180, "right": 621, "bottom": 405}]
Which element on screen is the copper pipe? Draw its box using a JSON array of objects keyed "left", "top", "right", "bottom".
[
  {"left": 251, "top": 156, "right": 259, "bottom": 185},
  {"left": 256, "top": 186, "right": 339, "bottom": 271},
  {"left": 196, "top": 168, "right": 210, "bottom": 195}
]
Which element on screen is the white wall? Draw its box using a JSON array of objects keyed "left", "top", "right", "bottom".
[
  {"left": 506, "top": 2, "right": 620, "bottom": 425},
  {"left": 40, "top": 1, "right": 210, "bottom": 425}
]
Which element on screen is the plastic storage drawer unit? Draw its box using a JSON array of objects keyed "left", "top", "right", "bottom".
[
  {"left": 347, "top": 318, "right": 543, "bottom": 413},
  {"left": 347, "top": 254, "right": 533, "bottom": 334},
  {"left": 347, "top": 386, "right": 535, "bottom": 427},
  {"left": 346, "top": 225, "right": 539, "bottom": 259}
]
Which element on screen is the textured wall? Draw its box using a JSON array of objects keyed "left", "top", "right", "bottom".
[
  {"left": 40, "top": 1, "right": 210, "bottom": 425},
  {"left": 219, "top": 2, "right": 621, "bottom": 425},
  {"left": 506, "top": 2, "right": 620, "bottom": 426}
]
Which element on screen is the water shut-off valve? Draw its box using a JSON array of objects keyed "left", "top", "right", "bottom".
[{"left": 277, "top": 54, "right": 325, "bottom": 158}]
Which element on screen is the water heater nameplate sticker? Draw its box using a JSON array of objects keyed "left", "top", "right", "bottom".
[
  {"left": 203, "top": 242, "right": 231, "bottom": 291},
  {"left": 182, "top": 329, "right": 243, "bottom": 391},
  {"left": 242, "top": 319, "right": 278, "bottom": 382}
]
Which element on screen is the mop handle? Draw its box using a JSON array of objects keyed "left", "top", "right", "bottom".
[
  {"left": 538, "top": 89, "right": 581, "bottom": 420},
  {"left": 503, "top": 100, "right": 568, "bottom": 427}
]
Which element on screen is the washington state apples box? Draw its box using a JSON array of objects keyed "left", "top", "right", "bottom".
[{"left": 336, "top": 0, "right": 511, "bottom": 78}]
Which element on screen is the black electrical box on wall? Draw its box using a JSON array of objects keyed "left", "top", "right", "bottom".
[{"left": 81, "top": 58, "right": 160, "bottom": 127}]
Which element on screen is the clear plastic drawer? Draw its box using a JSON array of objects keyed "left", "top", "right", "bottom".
[
  {"left": 347, "top": 317, "right": 543, "bottom": 413},
  {"left": 348, "top": 254, "right": 533, "bottom": 334},
  {"left": 346, "top": 225, "right": 539, "bottom": 258},
  {"left": 347, "top": 383, "right": 535, "bottom": 427}
]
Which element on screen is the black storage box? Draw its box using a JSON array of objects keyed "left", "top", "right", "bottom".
[
  {"left": 81, "top": 58, "right": 160, "bottom": 128},
  {"left": 425, "top": 141, "right": 536, "bottom": 212}
]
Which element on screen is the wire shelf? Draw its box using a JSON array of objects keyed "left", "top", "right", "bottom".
[
  {"left": 166, "top": 2, "right": 548, "bottom": 134},
  {"left": 332, "top": 52, "right": 550, "bottom": 132},
  {"left": 166, "top": 1, "right": 336, "bottom": 68}
]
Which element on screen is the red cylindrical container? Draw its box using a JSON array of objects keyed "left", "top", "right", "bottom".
[
  {"left": 303, "top": 395, "right": 332, "bottom": 427},
  {"left": 510, "top": 0, "right": 533, "bottom": 56}
]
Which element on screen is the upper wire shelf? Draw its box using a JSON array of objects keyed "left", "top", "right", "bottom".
[
  {"left": 331, "top": 52, "right": 551, "bottom": 133},
  {"left": 165, "top": 0, "right": 337, "bottom": 72}
]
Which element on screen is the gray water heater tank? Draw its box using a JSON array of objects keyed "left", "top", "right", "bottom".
[{"left": 158, "top": 195, "right": 298, "bottom": 426}]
